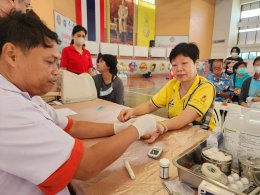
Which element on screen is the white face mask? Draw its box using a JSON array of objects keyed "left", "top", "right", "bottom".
[
  {"left": 254, "top": 66, "right": 260, "bottom": 73},
  {"left": 231, "top": 52, "right": 238, "bottom": 58},
  {"left": 75, "top": 37, "right": 85, "bottom": 46}
]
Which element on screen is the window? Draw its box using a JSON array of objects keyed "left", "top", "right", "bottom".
[
  {"left": 242, "top": 52, "right": 249, "bottom": 59},
  {"left": 238, "top": 1, "right": 260, "bottom": 45},
  {"left": 249, "top": 52, "right": 257, "bottom": 59}
]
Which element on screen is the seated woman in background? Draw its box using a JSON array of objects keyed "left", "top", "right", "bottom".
[
  {"left": 117, "top": 43, "right": 216, "bottom": 143},
  {"left": 224, "top": 46, "right": 244, "bottom": 76},
  {"left": 230, "top": 61, "right": 250, "bottom": 102},
  {"left": 239, "top": 56, "right": 260, "bottom": 107},
  {"left": 206, "top": 59, "right": 233, "bottom": 102},
  {"left": 93, "top": 54, "right": 124, "bottom": 105}
]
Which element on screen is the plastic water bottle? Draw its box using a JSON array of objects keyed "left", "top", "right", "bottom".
[
  {"left": 223, "top": 105, "right": 243, "bottom": 167},
  {"left": 238, "top": 109, "right": 260, "bottom": 159}
]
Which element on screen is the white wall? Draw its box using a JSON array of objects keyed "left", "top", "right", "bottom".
[{"left": 211, "top": 0, "right": 241, "bottom": 59}]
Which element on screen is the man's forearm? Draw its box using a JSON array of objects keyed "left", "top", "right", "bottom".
[
  {"left": 73, "top": 126, "right": 139, "bottom": 180},
  {"left": 69, "top": 121, "right": 114, "bottom": 139}
]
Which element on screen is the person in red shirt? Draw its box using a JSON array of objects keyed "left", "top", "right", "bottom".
[{"left": 60, "top": 25, "right": 94, "bottom": 75}]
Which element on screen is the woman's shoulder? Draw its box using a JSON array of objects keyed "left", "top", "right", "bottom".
[
  {"left": 61, "top": 45, "right": 71, "bottom": 52},
  {"left": 230, "top": 74, "right": 235, "bottom": 79},
  {"left": 244, "top": 73, "right": 251, "bottom": 78},
  {"left": 93, "top": 74, "right": 102, "bottom": 81},
  {"left": 244, "top": 76, "right": 252, "bottom": 83},
  {"left": 225, "top": 57, "right": 232, "bottom": 60},
  {"left": 113, "top": 76, "right": 124, "bottom": 84},
  {"left": 83, "top": 48, "right": 91, "bottom": 54},
  {"left": 199, "top": 76, "right": 215, "bottom": 87}
]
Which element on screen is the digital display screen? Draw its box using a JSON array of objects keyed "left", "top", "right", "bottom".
[{"left": 151, "top": 149, "right": 159, "bottom": 155}]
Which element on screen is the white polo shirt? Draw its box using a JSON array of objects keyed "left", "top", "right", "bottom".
[{"left": 0, "top": 75, "right": 83, "bottom": 195}]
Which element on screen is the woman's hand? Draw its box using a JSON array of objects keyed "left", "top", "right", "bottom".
[
  {"left": 234, "top": 88, "right": 241, "bottom": 95},
  {"left": 141, "top": 132, "right": 161, "bottom": 144},
  {"left": 253, "top": 97, "right": 260, "bottom": 102},
  {"left": 117, "top": 108, "right": 134, "bottom": 122}
]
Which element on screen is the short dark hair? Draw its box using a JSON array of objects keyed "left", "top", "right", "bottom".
[
  {"left": 233, "top": 61, "right": 247, "bottom": 72},
  {"left": 0, "top": 12, "right": 60, "bottom": 54},
  {"left": 70, "top": 25, "right": 87, "bottom": 44},
  {"left": 169, "top": 42, "right": 199, "bottom": 63},
  {"left": 253, "top": 56, "right": 260, "bottom": 65},
  {"left": 100, "top": 54, "right": 118, "bottom": 75},
  {"left": 230, "top": 47, "right": 240, "bottom": 54},
  {"left": 212, "top": 59, "right": 223, "bottom": 65}
]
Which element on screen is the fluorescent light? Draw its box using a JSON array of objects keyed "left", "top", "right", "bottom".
[
  {"left": 239, "top": 27, "right": 260, "bottom": 32},
  {"left": 241, "top": 8, "right": 260, "bottom": 19},
  {"left": 142, "top": 0, "right": 155, "bottom": 4}
]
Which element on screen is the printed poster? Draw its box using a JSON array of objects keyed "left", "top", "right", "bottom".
[{"left": 54, "top": 11, "right": 76, "bottom": 52}]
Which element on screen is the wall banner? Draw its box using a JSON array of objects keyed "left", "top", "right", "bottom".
[
  {"left": 54, "top": 11, "right": 76, "bottom": 52},
  {"left": 155, "top": 36, "right": 188, "bottom": 48}
]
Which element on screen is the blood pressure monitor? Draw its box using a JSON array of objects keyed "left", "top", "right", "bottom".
[{"left": 148, "top": 146, "right": 163, "bottom": 159}]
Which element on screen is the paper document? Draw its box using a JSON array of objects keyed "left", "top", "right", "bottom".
[{"left": 55, "top": 108, "right": 77, "bottom": 117}]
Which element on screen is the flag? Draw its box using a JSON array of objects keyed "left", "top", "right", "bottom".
[{"left": 75, "top": 0, "right": 105, "bottom": 42}]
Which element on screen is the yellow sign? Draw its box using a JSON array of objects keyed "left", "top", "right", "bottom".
[{"left": 137, "top": 0, "right": 155, "bottom": 46}]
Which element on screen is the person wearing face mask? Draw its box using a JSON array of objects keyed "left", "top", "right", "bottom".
[
  {"left": 230, "top": 61, "right": 250, "bottom": 102},
  {"left": 60, "top": 25, "right": 94, "bottom": 75},
  {"left": 239, "top": 56, "right": 260, "bottom": 107},
  {"left": 224, "top": 47, "right": 244, "bottom": 76},
  {"left": 0, "top": 0, "right": 31, "bottom": 17},
  {"left": 93, "top": 53, "right": 124, "bottom": 105}
]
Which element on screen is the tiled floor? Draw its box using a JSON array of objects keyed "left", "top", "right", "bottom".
[{"left": 123, "top": 75, "right": 169, "bottom": 118}]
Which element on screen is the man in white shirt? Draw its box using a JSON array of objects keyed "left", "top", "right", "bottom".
[{"left": 0, "top": 12, "right": 157, "bottom": 195}]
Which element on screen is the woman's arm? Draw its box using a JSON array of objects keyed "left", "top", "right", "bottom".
[
  {"left": 239, "top": 77, "right": 251, "bottom": 105},
  {"left": 142, "top": 108, "right": 199, "bottom": 143},
  {"left": 163, "top": 108, "right": 199, "bottom": 130},
  {"left": 117, "top": 100, "right": 158, "bottom": 122},
  {"left": 114, "top": 78, "right": 124, "bottom": 105}
]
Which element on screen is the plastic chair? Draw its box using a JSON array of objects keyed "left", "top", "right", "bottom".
[{"left": 61, "top": 70, "right": 97, "bottom": 103}]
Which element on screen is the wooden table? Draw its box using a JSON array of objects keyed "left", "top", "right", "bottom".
[{"left": 54, "top": 99, "right": 209, "bottom": 195}]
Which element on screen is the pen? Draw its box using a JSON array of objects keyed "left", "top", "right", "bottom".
[{"left": 124, "top": 160, "right": 135, "bottom": 180}]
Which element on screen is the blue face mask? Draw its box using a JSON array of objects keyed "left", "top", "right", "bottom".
[{"left": 237, "top": 67, "right": 247, "bottom": 75}]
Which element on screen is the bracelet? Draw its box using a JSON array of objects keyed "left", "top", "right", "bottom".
[{"left": 159, "top": 121, "right": 168, "bottom": 133}]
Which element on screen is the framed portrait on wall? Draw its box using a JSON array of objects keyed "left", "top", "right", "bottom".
[{"left": 109, "top": 0, "right": 134, "bottom": 45}]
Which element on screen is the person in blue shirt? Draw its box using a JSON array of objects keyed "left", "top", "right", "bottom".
[
  {"left": 206, "top": 59, "right": 233, "bottom": 102},
  {"left": 230, "top": 61, "right": 250, "bottom": 102},
  {"left": 239, "top": 56, "right": 260, "bottom": 107}
]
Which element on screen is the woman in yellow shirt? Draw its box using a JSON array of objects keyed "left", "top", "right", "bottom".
[{"left": 117, "top": 43, "right": 216, "bottom": 143}]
